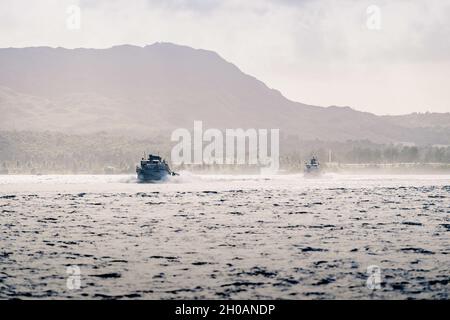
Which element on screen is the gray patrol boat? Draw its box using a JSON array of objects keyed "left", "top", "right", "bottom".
[
  {"left": 136, "top": 154, "right": 177, "bottom": 182},
  {"left": 304, "top": 156, "right": 321, "bottom": 177}
]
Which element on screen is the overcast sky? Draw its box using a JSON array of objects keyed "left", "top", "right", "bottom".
[{"left": 1, "top": 0, "right": 449, "bottom": 115}]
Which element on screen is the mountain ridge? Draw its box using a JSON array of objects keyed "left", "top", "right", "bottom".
[{"left": 0, "top": 43, "right": 448, "bottom": 145}]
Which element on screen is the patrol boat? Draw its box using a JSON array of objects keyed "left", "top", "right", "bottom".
[
  {"left": 136, "top": 154, "right": 177, "bottom": 182},
  {"left": 304, "top": 156, "right": 321, "bottom": 177}
]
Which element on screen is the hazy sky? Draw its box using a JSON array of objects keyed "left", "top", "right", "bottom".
[{"left": 1, "top": 0, "right": 449, "bottom": 115}]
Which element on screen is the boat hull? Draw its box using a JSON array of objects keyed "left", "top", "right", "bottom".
[
  {"left": 304, "top": 166, "right": 321, "bottom": 177},
  {"left": 137, "top": 168, "right": 169, "bottom": 182}
]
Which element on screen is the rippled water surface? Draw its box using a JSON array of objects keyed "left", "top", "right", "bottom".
[{"left": 0, "top": 174, "right": 449, "bottom": 299}]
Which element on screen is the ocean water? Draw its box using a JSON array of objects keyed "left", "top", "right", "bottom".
[{"left": 0, "top": 173, "right": 448, "bottom": 299}]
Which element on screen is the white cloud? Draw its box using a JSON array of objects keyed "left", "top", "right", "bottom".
[{"left": 0, "top": 0, "right": 449, "bottom": 114}]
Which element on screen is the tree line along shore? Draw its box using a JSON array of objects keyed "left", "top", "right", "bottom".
[{"left": 0, "top": 131, "right": 449, "bottom": 174}]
